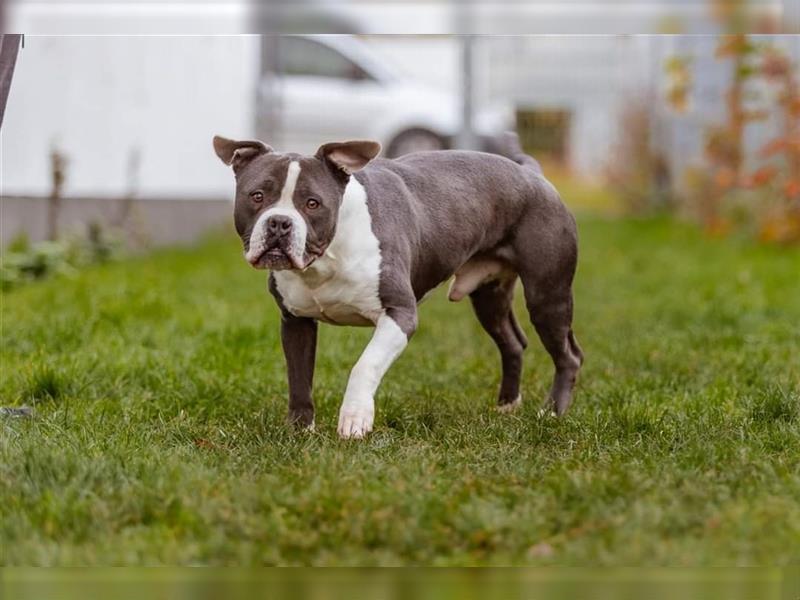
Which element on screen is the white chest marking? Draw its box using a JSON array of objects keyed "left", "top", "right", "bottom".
[{"left": 273, "top": 177, "right": 383, "bottom": 326}]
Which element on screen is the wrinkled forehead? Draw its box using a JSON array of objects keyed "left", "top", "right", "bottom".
[
  {"left": 235, "top": 152, "right": 328, "bottom": 191},
  {"left": 235, "top": 153, "right": 290, "bottom": 189}
]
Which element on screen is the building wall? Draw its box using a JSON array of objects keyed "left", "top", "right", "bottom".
[
  {"left": 483, "top": 35, "right": 650, "bottom": 176},
  {"left": 1, "top": 35, "right": 260, "bottom": 200},
  {"left": 1, "top": 195, "right": 231, "bottom": 247}
]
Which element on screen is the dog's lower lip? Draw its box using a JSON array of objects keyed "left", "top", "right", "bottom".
[
  {"left": 248, "top": 247, "right": 281, "bottom": 267},
  {"left": 250, "top": 247, "right": 319, "bottom": 270},
  {"left": 248, "top": 250, "right": 269, "bottom": 266}
]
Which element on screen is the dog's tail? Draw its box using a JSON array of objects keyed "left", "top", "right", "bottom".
[{"left": 489, "top": 132, "right": 543, "bottom": 174}]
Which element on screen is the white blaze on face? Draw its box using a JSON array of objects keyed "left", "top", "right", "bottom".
[{"left": 245, "top": 160, "right": 308, "bottom": 268}]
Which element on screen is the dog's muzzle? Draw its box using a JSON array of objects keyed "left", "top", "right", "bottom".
[{"left": 245, "top": 208, "right": 309, "bottom": 271}]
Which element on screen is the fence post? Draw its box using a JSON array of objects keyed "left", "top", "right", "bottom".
[{"left": 0, "top": 34, "right": 22, "bottom": 130}]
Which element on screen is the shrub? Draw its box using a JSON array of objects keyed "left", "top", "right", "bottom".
[
  {"left": 606, "top": 96, "right": 673, "bottom": 215},
  {"left": 1, "top": 223, "right": 123, "bottom": 291},
  {"left": 671, "top": 36, "right": 800, "bottom": 244}
]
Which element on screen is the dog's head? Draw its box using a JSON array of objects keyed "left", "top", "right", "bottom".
[{"left": 213, "top": 136, "right": 381, "bottom": 271}]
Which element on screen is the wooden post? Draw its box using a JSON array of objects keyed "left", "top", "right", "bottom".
[
  {"left": 47, "top": 147, "right": 66, "bottom": 241},
  {"left": 0, "top": 34, "right": 22, "bottom": 130}
]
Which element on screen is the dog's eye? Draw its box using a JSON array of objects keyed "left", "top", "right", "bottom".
[
  {"left": 306, "top": 198, "right": 320, "bottom": 210},
  {"left": 250, "top": 191, "right": 264, "bottom": 203}
]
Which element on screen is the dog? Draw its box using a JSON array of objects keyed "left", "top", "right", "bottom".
[{"left": 213, "top": 134, "right": 583, "bottom": 439}]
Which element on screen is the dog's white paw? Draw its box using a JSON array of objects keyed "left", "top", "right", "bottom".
[
  {"left": 496, "top": 395, "right": 522, "bottom": 413},
  {"left": 337, "top": 403, "right": 374, "bottom": 439}
]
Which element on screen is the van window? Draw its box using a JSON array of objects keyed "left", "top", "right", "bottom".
[{"left": 279, "top": 37, "right": 367, "bottom": 81}]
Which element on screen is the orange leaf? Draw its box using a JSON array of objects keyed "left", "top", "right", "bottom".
[
  {"left": 715, "top": 36, "right": 745, "bottom": 58},
  {"left": 750, "top": 165, "right": 778, "bottom": 187},
  {"left": 666, "top": 87, "right": 690, "bottom": 113},
  {"left": 785, "top": 179, "right": 800, "bottom": 199},
  {"left": 761, "top": 52, "right": 790, "bottom": 79},
  {"left": 759, "top": 138, "right": 788, "bottom": 159},
  {"left": 715, "top": 168, "right": 736, "bottom": 190}
]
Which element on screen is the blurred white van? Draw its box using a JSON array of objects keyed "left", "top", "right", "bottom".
[{"left": 263, "top": 36, "right": 513, "bottom": 157}]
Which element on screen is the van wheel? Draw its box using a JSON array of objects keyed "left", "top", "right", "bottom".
[{"left": 386, "top": 129, "right": 447, "bottom": 158}]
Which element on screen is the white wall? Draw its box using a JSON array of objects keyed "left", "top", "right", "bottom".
[
  {"left": 2, "top": 35, "right": 260, "bottom": 199},
  {"left": 484, "top": 36, "right": 645, "bottom": 175}
]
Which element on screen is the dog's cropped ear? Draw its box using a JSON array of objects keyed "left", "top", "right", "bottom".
[
  {"left": 213, "top": 136, "right": 272, "bottom": 170},
  {"left": 316, "top": 140, "right": 381, "bottom": 174}
]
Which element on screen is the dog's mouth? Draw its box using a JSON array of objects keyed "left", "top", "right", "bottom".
[
  {"left": 247, "top": 242, "right": 324, "bottom": 272},
  {"left": 253, "top": 247, "right": 293, "bottom": 270}
]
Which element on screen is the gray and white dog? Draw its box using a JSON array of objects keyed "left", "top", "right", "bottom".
[{"left": 213, "top": 134, "right": 583, "bottom": 439}]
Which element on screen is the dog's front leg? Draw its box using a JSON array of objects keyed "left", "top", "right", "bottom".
[
  {"left": 280, "top": 314, "right": 318, "bottom": 429},
  {"left": 338, "top": 310, "right": 416, "bottom": 439}
]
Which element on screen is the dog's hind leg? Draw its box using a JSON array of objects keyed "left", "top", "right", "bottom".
[
  {"left": 469, "top": 278, "right": 528, "bottom": 411},
  {"left": 520, "top": 278, "right": 583, "bottom": 416}
]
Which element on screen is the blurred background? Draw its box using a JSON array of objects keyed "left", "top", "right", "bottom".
[
  {"left": 1, "top": 1, "right": 799, "bottom": 284},
  {"left": 1, "top": 2, "right": 800, "bottom": 572}
]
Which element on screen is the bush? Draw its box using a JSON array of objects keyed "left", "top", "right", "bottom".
[
  {"left": 1, "top": 224, "right": 123, "bottom": 291},
  {"left": 669, "top": 36, "right": 800, "bottom": 245},
  {"left": 605, "top": 96, "right": 673, "bottom": 215}
]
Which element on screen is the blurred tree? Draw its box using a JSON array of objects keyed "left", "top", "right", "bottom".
[
  {"left": 753, "top": 46, "right": 800, "bottom": 242},
  {"left": 666, "top": 0, "right": 800, "bottom": 242},
  {"left": 700, "top": 33, "right": 759, "bottom": 233},
  {"left": 606, "top": 96, "right": 672, "bottom": 214}
]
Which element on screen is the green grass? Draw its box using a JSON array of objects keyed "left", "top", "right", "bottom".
[{"left": 1, "top": 215, "right": 799, "bottom": 566}]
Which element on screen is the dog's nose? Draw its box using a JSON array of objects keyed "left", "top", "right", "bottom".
[{"left": 266, "top": 214, "right": 293, "bottom": 236}]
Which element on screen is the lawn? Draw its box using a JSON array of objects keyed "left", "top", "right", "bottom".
[{"left": 1, "top": 214, "right": 799, "bottom": 566}]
